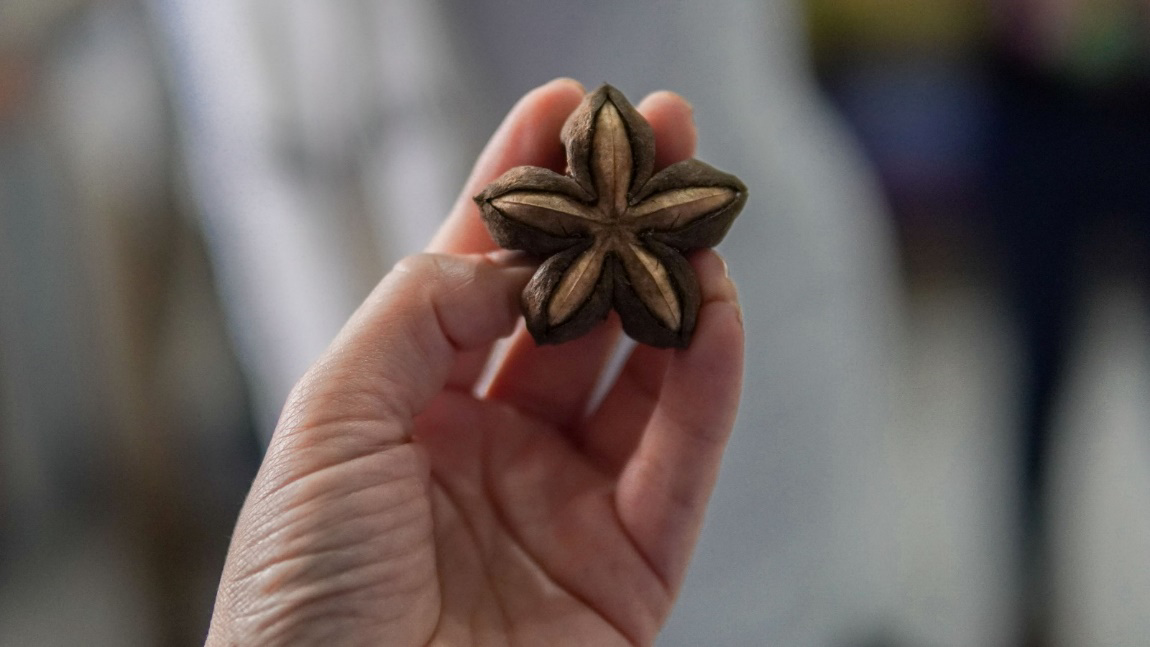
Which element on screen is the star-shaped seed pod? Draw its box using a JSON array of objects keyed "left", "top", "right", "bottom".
[{"left": 474, "top": 84, "right": 747, "bottom": 348}]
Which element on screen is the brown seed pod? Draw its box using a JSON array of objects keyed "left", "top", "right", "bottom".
[{"left": 474, "top": 84, "right": 747, "bottom": 348}]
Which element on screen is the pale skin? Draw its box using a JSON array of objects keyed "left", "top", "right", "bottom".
[{"left": 206, "top": 78, "right": 745, "bottom": 646}]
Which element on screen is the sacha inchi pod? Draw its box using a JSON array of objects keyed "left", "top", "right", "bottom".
[{"left": 474, "top": 84, "right": 747, "bottom": 348}]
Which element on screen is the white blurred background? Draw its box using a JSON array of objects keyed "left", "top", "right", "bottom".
[{"left": 1, "top": 1, "right": 1148, "bottom": 645}]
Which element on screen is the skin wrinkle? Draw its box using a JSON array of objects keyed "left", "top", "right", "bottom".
[
  {"left": 365, "top": 253, "right": 523, "bottom": 426},
  {"left": 610, "top": 494, "right": 673, "bottom": 613},
  {"left": 488, "top": 413, "right": 662, "bottom": 645},
  {"left": 439, "top": 256, "right": 533, "bottom": 395},
  {"left": 577, "top": 354, "right": 665, "bottom": 475},
  {"left": 255, "top": 581, "right": 389, "bottom": 643},
  {"left": 615, "top": 461, "right": 684, "bottom": 590},
  {"left": 635, "top": 355, "right": 740, "bottom": 583},
  {"left": 255, "top": 419, "right": 414, "bottom": 511},
  {"left": 260, "top": 517, "right": 424, "bottom": 588},
  {"left": 239, "top": 497, "right": 434, "bottom": 642},
  {"left": 614, "top": 259, "right": 740, "bottom": 577},
  {"left": 647, "top": 323, "right": 741, "bottom": 451},
  {"left": 258, "top": 249, "right": 726, "bottom": 643},
  {"left": 253, "top": 549, "right": 385, "bottom": 611},
  {"left": 277, "top": 349, "right": 415, "bottom": 448},
  {"left": 263, "top": 472, "right": 425, "bottom": 561},
  {"left": 429, "top": 480, "right": 515, "bottom": 643},
  {"left": 232, "top": 475, "right": 424, "bottom": 598},
  {"left": 281, "top": 391, "right": 411, "bottom": 442},
  {"left": 388, "top": 260, "right": 457, "bottom": 413},
  {"left": 628, "top": 449, "right": 695, "bottom": 519},
  {"left": 425, "top": 390, "right": 643, "bottom": 645},
  {"left": 232, "top": 444, "right": 426, "bottom": 557},
  {"left": 653, "top": 373, "right": 736, "bottom": 450},
  {"left": 486, "top": 372, "right": 591, "bottom": 453},
  {"left": 425, "top": 489, "right": 454, "bottom": 646},
  {"left": 480, "top": 451, "right": 641, "bottom": 647},
  {"left": 269, "top": 538, "right": 415, "bottom": 598},
  {"left": 407, "top": 254, "right": 524, "bottom": 351}
]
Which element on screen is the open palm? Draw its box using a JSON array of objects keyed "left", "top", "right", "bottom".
[{"left": 206, "top": 79, "right": 744, "bottom": 647}]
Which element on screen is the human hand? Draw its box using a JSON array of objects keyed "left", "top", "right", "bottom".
[{"left": 206, "top": 78, "right": 744, "bottom": 646}]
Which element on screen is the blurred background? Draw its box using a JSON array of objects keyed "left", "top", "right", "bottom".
[{"left": 1, "top": 0, "right": 1148, "bottom": 646}]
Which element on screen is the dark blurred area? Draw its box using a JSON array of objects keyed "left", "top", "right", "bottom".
[
  {"left": 0, "top": 1, "right": 257, "bottom": 644},
  {"left": 808, "top": 0, "right": 1150, "bottom": 645},
  {"left": 1, "top": 0, "right": 1149, "bottom": 645}
]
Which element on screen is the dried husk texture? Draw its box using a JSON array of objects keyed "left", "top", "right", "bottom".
[{"left": 475, "top": 84, "right": 747, "bottom": 348}]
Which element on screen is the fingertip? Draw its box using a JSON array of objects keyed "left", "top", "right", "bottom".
[
  {"left": 432, "top": 79, "right": 586, "bottom": 254},
  {"left": 543, "top": 76, "right": 586, "bottom": 97},
  {"left": 695, "top": 298, "right": 744, "bottom": 358},
  {"left": 483, "top": 78, "right": 586, "bottom": 177},
  {"left": 678, "top": 250, "right": 743, "bottom": 388},
  {"left": 517, "top": 79, "right": 586, "bottom": 143},
  {"left": 688, "top": 249, "right": 739, "bottom": 310},
  {"left": 637, "top": 90, "right": 697, "bottom": 169},
  {"left": 637, "top": 90, "right": 693, "bottom": 117}
]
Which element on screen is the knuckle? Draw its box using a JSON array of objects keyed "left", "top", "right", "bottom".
[
  {"left": 391, "top": 252, "right": 441, "bottom": 278},
  {"left": 391, "top": 253, "right": 475, "bottom": 286},
  {"left": 392, "top": 253, "right": 482, "bottom": 298},
  {"left": 384, "top": 255, "right": 486, "bottom": 342}
]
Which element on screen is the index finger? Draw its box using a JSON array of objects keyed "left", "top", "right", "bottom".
[
  {"left": 429, "top": 82, "right": 701, "bottom": 255},
  {"left": 428, "top": 78, "right": 586, "bottom": 254}
]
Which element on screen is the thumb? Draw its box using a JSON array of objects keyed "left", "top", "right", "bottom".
[
  {"left": 270, "top": 251, "right": 533, "bottom": 466},
  {"left": 209, "top": 252, "right": 530, "bottom": 645}
]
